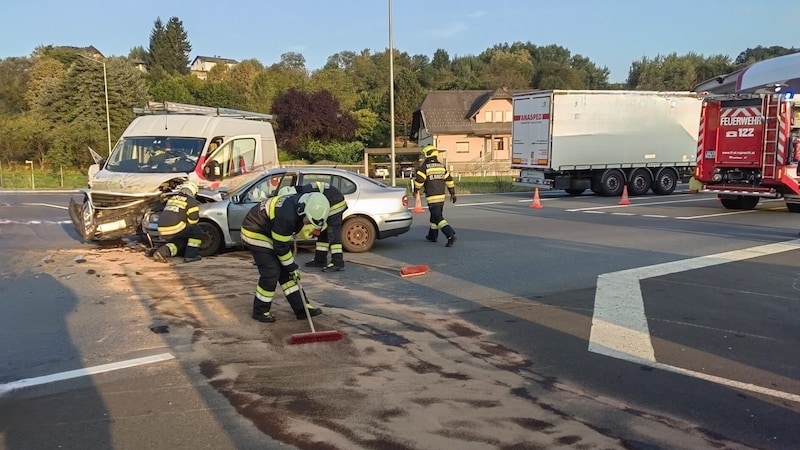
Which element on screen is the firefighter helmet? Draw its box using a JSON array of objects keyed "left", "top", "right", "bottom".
[
  {"left": 297, "top": 192, "right": 330, "bottom": 229},
  {"left": 178, "top": 181, "right": 198, "bottom": 197},
  {"left": 277, "top": 186, "right": 297, "bottom": 197},
  {"left": 421, "top": 145, "right": 438, "bottom": 159}
]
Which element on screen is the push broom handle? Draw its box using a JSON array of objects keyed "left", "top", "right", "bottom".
[{"left": 297, "top": 281, "right": 316, "bottom": 334}]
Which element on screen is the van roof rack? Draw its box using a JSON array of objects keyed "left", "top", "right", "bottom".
[{"left": 133, "top": 101, "right": 273, "bottom": 121}]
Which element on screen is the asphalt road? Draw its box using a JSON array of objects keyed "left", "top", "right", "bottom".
[{"left": 1, "top": 187, "right": 798, "bottom": 449}]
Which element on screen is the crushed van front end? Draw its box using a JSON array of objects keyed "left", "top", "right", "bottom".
[{"left": 69, "top": 190, "right": 167, "bottom": 242}]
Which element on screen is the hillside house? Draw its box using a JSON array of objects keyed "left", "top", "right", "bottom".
[
  {"left": 190, "top": 55, "right": 239, "bottom": 80},
  {"left": 410, "top": 88, "right": 528, "bottom": 174}
]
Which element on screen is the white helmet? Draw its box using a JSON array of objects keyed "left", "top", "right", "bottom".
[
  {"left": 277, "top": 186, "right": 297, "bottom": 197},
  {"left": 297, "top": 192, "right": 330, "bottom": 230},
  {"left": 178, "top": 181, "right": 198, "bottom": 197}
]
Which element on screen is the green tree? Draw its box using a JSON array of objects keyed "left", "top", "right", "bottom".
[
  {"left": 479, "top": 48, "right": 534, "bottom": 89},
  {"left": 25, "top": 57, "right": 65, "bottom": 115},
  {"left": 0, "top": 57, "right": 33, "bottom": 114},
  {"left": 195, "top": 81, "right": 234, "bottom": 107},
  {"left": 147, "top": 16, "right": 192, "bottom": 81},
  {"left": 310, "top": 68, "right": 359, "bottom": 111},
  {"left": 735, "top": 46, "right": 799, "bottom": 66},
  {"left": 149, "top": 74, "right": 196, "bottom": 103},
  {"left": 393, "top": 68, "right": 425, "bottom": 143}
]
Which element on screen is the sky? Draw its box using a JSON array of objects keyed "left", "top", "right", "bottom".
[{"left": 2, "top": 0, "right": 798, "bottom": 83}]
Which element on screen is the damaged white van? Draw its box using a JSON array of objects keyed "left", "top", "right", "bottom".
[{"left": 69, "top": 101, "right": 279, "bottom": 242}]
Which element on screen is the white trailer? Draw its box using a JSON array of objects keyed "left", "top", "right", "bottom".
[{"left": 511, "top": 90, "right": 701, "bottom": 196}]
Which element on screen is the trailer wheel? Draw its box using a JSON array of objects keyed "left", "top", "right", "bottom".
[
  {"left": 786, "top": 203, "right": 800, "bottom": 213},
  {"left": 652, "top": 168, "right": 678, "bottom": 195},
  {"left": 565, "top": 188, "right": 585, "bottom": 196},
  {"left": 627, "top": 168, "right": 652, "bottom": 196},
  {"left": 600, "top": 169, "right": 625, "bottom": 197}
]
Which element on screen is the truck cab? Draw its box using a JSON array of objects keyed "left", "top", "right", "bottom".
[
  {"left": 694, "top": 93, "right": 800, "bottom": 211},
  {"left": 70, "top": 102, "right": 279, "bottom": 242}
]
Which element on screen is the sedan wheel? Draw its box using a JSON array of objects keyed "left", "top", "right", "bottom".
[
  {"left": 198, "top": 221, "right": 223, "bottom": 257},
  {"left": 342, "top": 216, "right": 376, "bottom": 253}
]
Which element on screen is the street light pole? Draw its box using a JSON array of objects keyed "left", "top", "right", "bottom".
[
  {"left": 388, "top": 0, "right": 396, "bottom": 187},
  {"left": 79, "top": 54, "right": 112, "bottom": 155}
]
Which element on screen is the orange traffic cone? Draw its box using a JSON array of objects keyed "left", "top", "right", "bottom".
[
  {"left": 412, "top": 191, "right": 424, "bottom": 213},
  {"left": 529, "top": 188, "right": 543, "bottom": 209},
  {"left": 618, "top": 185, "right": 631, "bottom": 205}
]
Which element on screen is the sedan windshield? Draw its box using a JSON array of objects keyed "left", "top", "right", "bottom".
[{"left": 105, "top": 137, "right": 206, "bottom": 174}]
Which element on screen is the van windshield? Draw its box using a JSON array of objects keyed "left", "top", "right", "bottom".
[{"left": 105, "top": 137, "right": 206, "bottom": 174}]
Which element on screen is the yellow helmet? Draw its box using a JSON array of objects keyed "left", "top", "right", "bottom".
[{"left": 421, "top": 145, "right": 438, "bottom": 159}]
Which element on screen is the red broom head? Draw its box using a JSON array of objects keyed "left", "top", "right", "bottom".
[
  {"left": 289, "top": 330, "right": 344, "bottom": 345},
  {"left": 399, "top": 264, "right": 429, "bottom": 278}
]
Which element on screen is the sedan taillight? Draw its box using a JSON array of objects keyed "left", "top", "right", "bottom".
[{"left": 402, "top": 195, "right": 408, "bottom": 207}]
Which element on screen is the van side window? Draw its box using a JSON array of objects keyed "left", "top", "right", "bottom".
[
  {"left": 231, "top": 138, "right": 256, "bottom": 175},
  {"left": 205, "top": 137, "right": 257, "bottom": 180}
]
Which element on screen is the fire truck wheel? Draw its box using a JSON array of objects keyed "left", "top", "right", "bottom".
[
  {"left": 627, "top": 168, "right": 652, "bottom": 196},
  {"left": 719, "top": 196, "right": 758, "bottom": 210}
]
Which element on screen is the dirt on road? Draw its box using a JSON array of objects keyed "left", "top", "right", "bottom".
[{"left": 20, "top": 244, "right": 748, "bottom": 450}]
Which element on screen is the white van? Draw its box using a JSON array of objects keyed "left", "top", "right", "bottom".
[{"left": 70, "top": 102, "right": 279, "bottom": 242}]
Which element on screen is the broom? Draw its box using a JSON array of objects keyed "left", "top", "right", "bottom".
[
  {"left": 289, "top": 282, "right": 344, "bottom": 345},
  {"left": 350, "top": 260, "right": 430, "bottom": 278}
]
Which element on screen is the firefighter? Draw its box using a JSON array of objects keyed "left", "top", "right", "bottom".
[
  {"left": 152, "top": 180, "right": 203, "bottom": 263},
  {"left": 280, "top": 182, "right": 349, "bottom": 272},
  {"left": 241, "top": 192, "right": 330, "bottom": 323},
  {"left": 414, "top": 145, "right": 457, "bottom": 247}
]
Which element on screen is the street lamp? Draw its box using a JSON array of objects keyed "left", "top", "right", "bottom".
[
  {"left": 25, "top": 160, "right": 34, "bottom": 189},
  {"left": 79, "top": 54, "right": 112, "bottom": 155},
  {"left": 388, "top": 0, "right": 396, "bottom": 187}
]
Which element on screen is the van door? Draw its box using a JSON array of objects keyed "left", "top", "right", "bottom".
[{"left": 201, "top": 134, "right": 262, "bottom": 182}]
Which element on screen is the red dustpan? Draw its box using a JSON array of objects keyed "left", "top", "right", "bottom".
[{"left": 290, "top": 283, "right": 343, "bottom": 345}]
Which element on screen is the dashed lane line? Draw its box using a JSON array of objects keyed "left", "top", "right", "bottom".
[{"left": 589, "top": 240, "right": 800, "bottom": 403}]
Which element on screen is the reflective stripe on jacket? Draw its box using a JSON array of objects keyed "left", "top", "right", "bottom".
[
  {"left": 414, "top": 158, "right": 455, "bottom": 204},
  {"left": 241, "top": 194, "right": 305, "bottom": 269},
  {"left": 157, "top": 193, "right": 200, "bottom": 237}
]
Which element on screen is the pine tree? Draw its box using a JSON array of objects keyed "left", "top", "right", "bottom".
[{"left": 147, "top": 16, "right": 192, "bottom": 80}]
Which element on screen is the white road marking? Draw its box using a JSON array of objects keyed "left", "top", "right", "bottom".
[
  {"left": 454, "top": 201, "right": 505, "bottom": 207},
  {"left": 20, "top": 202, "right": 69, "bottom": 210},
  {"left": 516, "top": 197, "right": 555, "bottom": 203},
  {"left": 676, "top": 210, "right": 758, "bottom": 219},
  {"left": 590, "top": 240, "right": 800, "bottom": 403},
  {"left": 567, "top": 197, "right": 711, "bottom": 212},
  {"left": 0, "top": 219, "right": 72, "bottom": 225},
  {"left": 0, "top": 352, "right": 175, "bottom": 397}
]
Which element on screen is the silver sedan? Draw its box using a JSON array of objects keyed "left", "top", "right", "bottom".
[{"left": 144, "top": 167, "right": 413, "bottom": 256}]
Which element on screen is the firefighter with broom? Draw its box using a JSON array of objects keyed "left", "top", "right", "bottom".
[
  {"left": 278, "top": 182, "right": 348, "bottom": 272},
  {"left": 241, "top": 192, "right": 330, "bottom": 323}
]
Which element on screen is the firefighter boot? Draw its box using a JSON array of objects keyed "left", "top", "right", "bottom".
[
  {"left": 290, "top": 290, "right": 323, "bottom": 320},
  {"left": 251, "top": 297, "right": 276, "bottom": 323},
  {"left": 323, "top": 253, "right": 345, "bottom": 272},
  {"left": 152, "top": 246, "right": 171, "bottom": 263},
  {"left": 443, "top": 225, "right": 457, "bottom": 248},
  {"left": 305, "top": 256, "right": 327, "bottom": 268},
  {"left": 425, "top": 227, "right": 439, "bottom": 243}
]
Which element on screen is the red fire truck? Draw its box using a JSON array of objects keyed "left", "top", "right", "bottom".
[{"left": 694, "top": 93, "right": 800, "bottom": 211}]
